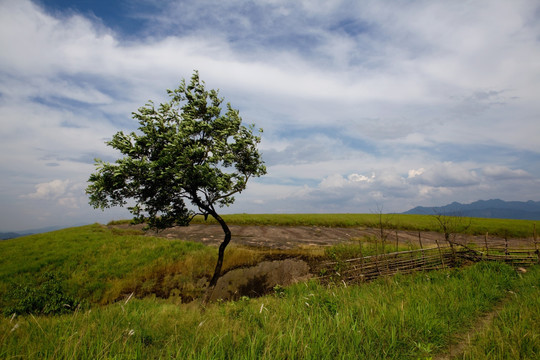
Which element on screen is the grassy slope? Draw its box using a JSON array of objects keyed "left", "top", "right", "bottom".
[
  {"left": 0, "top": 224, "right": 216, "bottom": 305},
  {"left": 1, "top": 262, "right": 538, "bottom": 359}
]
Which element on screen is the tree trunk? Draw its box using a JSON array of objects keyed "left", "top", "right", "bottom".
[{"left": 201, "top": 211, "right": 232, "bottom": 305}]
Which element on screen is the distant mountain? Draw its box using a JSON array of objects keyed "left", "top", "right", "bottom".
[
  {"left": 403, "top": 199, "right": 540, "bottom": 220},
  {"left": 0, "top": 232, "right": 28, "bottom": 240},
  {"left": 0, "top": 225, "right": 67, "bottom": 240}
]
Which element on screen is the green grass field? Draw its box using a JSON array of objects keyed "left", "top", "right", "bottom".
[{"left": 1, "top": 215, "right": 539, "bottom": 359}]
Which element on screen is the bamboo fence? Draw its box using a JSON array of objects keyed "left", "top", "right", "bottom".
[{"left": 314, "top": 230, "right": 539, "bottom": 284}]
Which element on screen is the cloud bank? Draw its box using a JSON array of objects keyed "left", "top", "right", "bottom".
[{"left": 0, "top": 0, "right": 539, "bottom": 231}]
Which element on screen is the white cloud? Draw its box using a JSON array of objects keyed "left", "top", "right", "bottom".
[
  {"left": 22, "top": 179, "right": 87, "bottom": 209},
  {"left": 320, "top": 174, "right": 348, "bottom": 188},
  {"left": 318, "top": 172, "right": 377, "bottom": 189},
  {"left": 409, "top": 162, "right": 480, "bottom": 187},
  {"left": 348, "top": 173, "right": 375, "bottom": 183},
  {"left": 23, "top": 179, "right": 70, "bottom": 200},
  {"left": 57, "top": 196, "right": 81, "bottom": 210},
  {"left": 482, "top": 166, "right": 531, "bottom": 180},
  {"left": 408, "top": 168, "right": 425, "bottom": 179}
]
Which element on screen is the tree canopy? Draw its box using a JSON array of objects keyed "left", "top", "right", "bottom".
[
  {"left": 86, "top": 71, "right": 266, "bottom": 288},
  {"left": 87, "top": 71, "right": 266, "bottom": 228}
]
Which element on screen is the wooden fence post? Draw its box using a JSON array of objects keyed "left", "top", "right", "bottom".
[
  {"left": 435, "top": 238, "right": 445, "bottom": 268},
  {"left": 382, "top": 232, "right": 390, "bottom": 272},
  {"left": 359, "top": 240, "right": 365, "bottom": 278},
  {"left": 505, "top": 234, "right": 509, "bottom": 262},
  {"left": 418, "top": 232, "right": 426, "bottom": 267},
  {"left": 484, "top": 232, "right": 489, "bottom": 257},
  {"left": 373, "top": 236, "right": 381, "bottom": 276},
  {"left": 534, "top": 223, "right": 539, "bottom": 264}
]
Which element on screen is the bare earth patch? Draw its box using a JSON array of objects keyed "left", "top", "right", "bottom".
[
  {"left": 209, "top": 259, "right": 311, "bottom": 301},
  {"left": 113, "top": 223, "right": 523, "bottom": 249}
]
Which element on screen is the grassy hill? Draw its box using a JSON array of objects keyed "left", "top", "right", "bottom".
[
  {"left": 1, "top": 216, "right": 539, "bottom": 359},
  {"left": 0, "top": 224, "right": 226, "bottom": 307}
]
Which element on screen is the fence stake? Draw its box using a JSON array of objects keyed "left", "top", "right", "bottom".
[
  {"left": 418, "top": 232, "right": 426, "bottom": 266},
  {"left": 484, "top": 232, "right": 489, "bottom": 257},
  {"left": 358, "top": 239, "right": 365, "bottom": 279},
  {"left": 505, "top": 234, "right": 509, "bottom": 262},
  {"left": 373, "top": 236, "right": 381, "bottom": 276},
  {"left": 382, "top": 232, "right": 390, "bottom": 272},
  {"left": 534, "top": 223, "right": 539, "bottom": 264},
  {"left": 435, "top": 238, "right": 445, "bottom": 268}
]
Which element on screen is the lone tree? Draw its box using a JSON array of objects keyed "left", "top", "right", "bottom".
[{"left": 86, "top": 71, "right": 266, "bottom": 290}]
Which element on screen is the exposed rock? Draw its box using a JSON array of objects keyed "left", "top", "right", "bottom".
[{"left": 209, "top": 259, "right": 311, "bottom": 302}]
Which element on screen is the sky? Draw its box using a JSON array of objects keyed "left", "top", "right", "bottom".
[{"left": 1, "top": 0, "right": 539, "bottom": 232}]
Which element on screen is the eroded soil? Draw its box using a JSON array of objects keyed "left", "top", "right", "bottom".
[{"left": 114, "top": 223, "right": 532, "bottom": 249}]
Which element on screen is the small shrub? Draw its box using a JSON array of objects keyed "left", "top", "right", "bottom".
[
  {"left": 2, "top": 272, "right": 83, "bottom": 316},
  {"left": 110, "top": 227, "right": 144, "bottom": 236},
  {"left": 107, "top": 219, "right": 133, "bottom": 226},
  {"left": 273, "top": 284, "right": 286, "bottom": 298},
  {"left": 325, "top": 240, "right": 363, "bottom": 261}
]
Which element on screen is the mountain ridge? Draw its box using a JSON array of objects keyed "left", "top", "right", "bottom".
[
  {"left": 403, "top": 199, "right": 540, "bottom": 220},
  {"left": 0, "top": 225, "right": 68, "bottom": 240}
]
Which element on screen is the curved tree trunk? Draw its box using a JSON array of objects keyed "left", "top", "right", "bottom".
[
  {"left": 208, "top": 212, "right": 231, "bottom": 288},
  {"left": 202, "top": 211, "right": 231, "bottom": 304}
]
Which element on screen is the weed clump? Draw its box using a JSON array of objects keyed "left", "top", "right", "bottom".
[{"left": 2, "top": 272, "right": 83, "bottom": 316}]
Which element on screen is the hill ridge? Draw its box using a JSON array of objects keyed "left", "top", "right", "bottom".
[{"left": 403, "top": 199, "right": 540, "bottom": 220}]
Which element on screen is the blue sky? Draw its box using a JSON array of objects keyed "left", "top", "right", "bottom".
[{"left": 1, "top": 0, "right": 539, "bottom": 231}]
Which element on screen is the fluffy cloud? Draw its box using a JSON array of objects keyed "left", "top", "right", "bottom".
[
  {"left": 23, "top": 179, "right": 70, "bottom": 200},
  {"left": 408, "top": 168, "right": 425, "bottom": 179},
  {"left": 482, "top": 166, "right": 532, "bottom": 180},
  {"left": 22, "top": 179, "right": 87, "bottom": 209},
  {"left": 320, "top": 173, "right": 375, "bottom": 189},
  {"left": 408, "top": 162, "right": 480, "bottom": 187},
  {"left": 236, "top": 161, "right": 539, "bottom": 215},
  {"left": 0, "top": 0, "right": 539, "bottom": 231}
]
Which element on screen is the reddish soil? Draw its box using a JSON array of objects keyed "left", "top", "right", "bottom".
[{"left": 115, "top": 223, "right": 532, "bottom": 249}]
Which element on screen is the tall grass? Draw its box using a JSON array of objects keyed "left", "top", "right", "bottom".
[
  {"left": 461, "top": 266, "right": 540, "bottom": 359},
  {"left": 324, "top": 235, "right": 417, "bottom": 261},
  {"left": 1, "top": 262, "right": 529, "bottom": 359}
]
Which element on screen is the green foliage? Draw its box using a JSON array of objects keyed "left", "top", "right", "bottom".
[
  {"left": 106, "top": 219, "right": 132, "bottom": 226},
  {"left": 2, "top": 272, "right": 82, "bottom": 316},
  {"left": 86, "top": 71, "right": 266, "bottom": 230}
]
